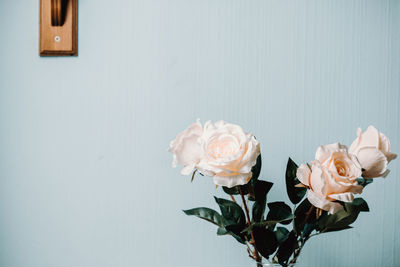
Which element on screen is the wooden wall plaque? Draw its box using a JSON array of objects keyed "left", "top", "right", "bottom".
[{"left": 39, "top": 0, "right": 77, "bottom": 56}]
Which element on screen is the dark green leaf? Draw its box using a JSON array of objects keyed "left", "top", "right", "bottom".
[
  {"left": 294, "top": 198, "right": 315, "bottom": 235},
  {"left": 183, "top": 207, "right": 225, "bottom": 227},
  {"left": 274, "top": 231, "right": 298, "bottom": 266},
  {"left": 252, "top": 200, "right": 266, "bottom": 222},
  {"left": 251, "top": 180, "right": 273, "bottom": 222},
  {"left": 225, "top": 224, "right": 247, "bottom": 244},
  {"left": 222, "top": 186, "right": 239, "bottom": 195},
  {"left": 285, "top": 158, "right": 307, "bottom": 204},
  {"left": 302, "top": 223, "right": 315, "bottom": 237},
  {"left": 254, "top": 180, "right": 273, "bottom": 202},
  {"left": 239, "top": 155, "right": 263, "bottom": 200},
  {"left": 241, "top": 216, "right": 295, "bottom": 235},
  {"left": 222, "top": 185, "right": 248, "bottom": 195},
  {"left": 191, "top": 170, "right": 197, "bottom": 182},
  {"left": 251, "top": 155, "right": 262, "bottom": 182},
  {"left": 322, "top": 225, "right": 353, "bottom": 233},
  {"left": 356, "top": 177, "right": 373, "bottom": 187},
  {"left": 247, "top": 186, "right": 257, "bottom": 201},
  {"left": 275, "top": 227, "right": 290, "bottom": 245},
  {"left": 316, "top": 198, "right": 369, "bottom": 232},
  {"left": 266, "top": 202, "right": 293, "bottom": 225},
  {"left": 253, "top": 227, "right": 278, "bottom": 258},
  {"left": 351, "top": 198, "right": 369, "bottom": 212},
  {"left": 214, "top": 197, "right": 246, "bottom": 225}
]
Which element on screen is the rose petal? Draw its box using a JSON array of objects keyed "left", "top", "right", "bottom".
[
  {"left": 315, "top": 143, "right": 348, "bottom": 164},
  {"left": 196, "top": 167, "right": 214, "bottom": 177},
  {"left": 379, "top": 132, "right": 391, "bottom": 153},
  {"left": 349, "top": 127, "right": 362, "bottom": 154},
  {"left": 309, "top": 163, "right": 327, "bottom": 196},
  {"left": 329, "top": 192, "right": 355, "bottom": 202},
  {"left": 296, "top": 164, "right": 311, "bottom": 186},
  {"left": 174, "top": 135, "right": 204, "bottom": 167},
  {"left": 349, "top": 154, "right": 362, "bottom": 175},
  {"left": 356, "top": 147, "right": 388, "bottom": 178},
  {"left": 307, "top": 190, "right": 343, "bottom": 214},
  {"left": 198, "top": 120, "right": 260, "bottom": 187},
  {"left": 327, "top": 152, "right": 362, "bottom": 180},
  {"left": 213, "top": 173, "right": 251, "bottom": 188},
  {"left": 326, "top": 179, "right": 363, "bottom": 195},
  {"left": 238, "top": 137, "right": 260, "bottom": 173},
  {"left": 169, "top": 120, "right": 204, "bottom": 173},
  {"left": 384, "top": 151, "right": 397, "bottom": 163},
  {"left": 181, "top": 165, "right": 195, "bottom": 176},
  {"left": 350, "top": 126, "right": 380, "bottom": 155}
]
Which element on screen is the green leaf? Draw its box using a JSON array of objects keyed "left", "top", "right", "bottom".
[
  {"left": 351, "top": 198, "right": 370, "bottom": 212},
  {"left": 302, "top": 223, "right": 315, "bottom": 237},
  {"left": 253, "top": 227, "right": 278, "bottom": 258},
  {"left": 274, "top": 231, "right": 298, "bottom": 266},
  {"left": 183, "top": 207, "right": 226, "bottom": 227},
  {"left": 214, "top": 197, "right": 246, "bottom": 225},
  {"left": 316, "top": 198, "right": 369, "bottom": 232},
  {"left": 322, "top": 225, "right": 353, "bottom": 233},
  {"left": 222, "top": 186, "right": 239, "bottom": 195},
  {"left": 356, "top": 177, "right": 373, "bottom": 187},
  {"left": 225, "top": 224, "right": 247, "bottom": 244},
  {"left": 241, "top": 216, "right": 295, "bottom": 235},
  {"left": 254, "top": 180, "right": 273, "bottom": 202},
  {"left": 217, "top": 224, "right": 247, "bottom": 243},
  {"left": 266, "top": 202, "right": 293, "bottom": 225},
  {"left": 275, "top": 227, "right": 290, "bottom": 245},
  {"left": 252, "top": 200, "right": 266, "bottom": 222},
  {"left": 251, "top": 155, "right": 262, "bottom": 182},
  {"left": 285, "top": 158, "right": 307, "bottom": 204},
  {"left": 251, "top": 180, "right": 273, "bottom": 222},
  {"left": 222, "top": 185, "right": 248, "bottom": 195},
  {"left": 294, "top": 198, "right": 316, "bottom": 235},
  {"left": 217, "top": 227, "right": 228, "bottom": 235}
]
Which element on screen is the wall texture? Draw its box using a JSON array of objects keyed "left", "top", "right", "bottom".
[{"left": 0, "top": 1, "right": 399, "bottom": 267}]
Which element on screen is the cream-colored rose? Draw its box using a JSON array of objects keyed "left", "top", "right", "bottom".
[
  {"left": 297, "top": 143, "right": 363, "bottom": 214},
  {"left": 196, "top": 121, "right": 260, "bottom": 188},
  {"left": 349, "top": 126, "right": 397, "bottom": 178},
  {"left": 168, "top": 120, "right": 204, "bottom": 175}
]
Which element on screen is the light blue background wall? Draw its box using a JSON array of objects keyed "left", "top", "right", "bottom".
[{"left": 0, "top": 1, "right": 399, "bottom": 266}]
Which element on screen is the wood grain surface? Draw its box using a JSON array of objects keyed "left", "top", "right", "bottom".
[{"left": 39, "top": 0, "right": 77, "bottom": 56}]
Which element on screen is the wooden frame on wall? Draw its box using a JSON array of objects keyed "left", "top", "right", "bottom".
[{"left": 39, "top": 0, "right": 78, "bottom": 56}]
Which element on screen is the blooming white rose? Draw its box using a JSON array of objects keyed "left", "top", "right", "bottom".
[
  {"left": 349, "top": 126, "right": 397, "bottom": 178},
  {"left": 297, "top": 143, "right": 363, "bottom": 214},
  {"left": 168, "top": 120, "right": 204, "bottom": 175},
  {"left": 196, "top": 121, "right": 261, "bottom": 188}
]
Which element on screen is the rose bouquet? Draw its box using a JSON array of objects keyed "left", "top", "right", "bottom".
[{"left": 169, "top": 121, "right": 396, "bottom": 266}]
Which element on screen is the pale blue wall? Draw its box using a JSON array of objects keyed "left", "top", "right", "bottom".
[{"left": 0, "top": 1, "right": 399, "bottom": 266}]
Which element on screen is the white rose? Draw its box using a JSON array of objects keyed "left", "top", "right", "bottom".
[
  {"left": 297, "top": 143, "right": 363, "bottom": 214},
  {"left": 196, "top": 121, "right": 260, "bottom": 188},
  {"left": 349, "top": 125, "right": 397, "bottom": 178},
  {"left": 168, "top": 120, "right": 204, "bottom": 175}
]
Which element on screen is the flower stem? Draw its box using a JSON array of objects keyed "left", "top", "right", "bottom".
[
  {"left": 238, "top": 186, "right": 262, "bottom": 267},
  {"left": 289, "top": 205, "right": 316, "bottom": 264},
  {"left": 289, "top": 238, "right": 307, "bottom": 264},
  {"left": 304, "top": 205, "right": 315, "bottom": 224}
]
